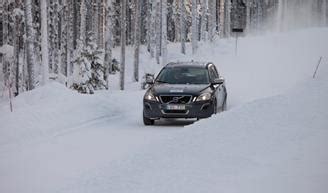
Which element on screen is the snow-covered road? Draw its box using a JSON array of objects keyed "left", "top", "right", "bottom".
[{"left": 1, "top": 28, "right": 328, "bottom": 193}]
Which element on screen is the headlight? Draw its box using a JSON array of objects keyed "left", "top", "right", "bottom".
[
  {"left": 144, "top": 91, "right": 157, "bottom": 101},
  {"left": 196, "top": 93, "right": 211, "bottom": 101}
]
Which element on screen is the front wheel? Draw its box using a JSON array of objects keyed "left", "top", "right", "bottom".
[
  {"left": 213, "top": 99, "right": 218, "bottom": 114},
  {"left": 143, "top": 113, "right": 154, "bottom": 125},
  {"left": 222, "top": 94, "right": 227, "bottom": 111}
]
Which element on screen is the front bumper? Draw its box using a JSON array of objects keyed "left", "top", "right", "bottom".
[{"left": 143, "top": 99, "right": 215, "bottom": 119}]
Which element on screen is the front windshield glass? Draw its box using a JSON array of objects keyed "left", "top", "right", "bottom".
[{"left": 156, "top": 67, "right": 210, "bottom": 84}]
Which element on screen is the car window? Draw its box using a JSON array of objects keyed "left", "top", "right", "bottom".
[{"left": 156, "top": 67, "right": 210, "bottom": 84}]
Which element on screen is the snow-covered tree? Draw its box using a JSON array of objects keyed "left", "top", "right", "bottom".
[
  {"left": 71, "top": 0, "right": 107, "bottom": 94},
  {"left": 71, "top": 0, "right": 107, "bottom": 95},
  {"left": 72, "top": 34, "right": 106, "bottom": 94}
]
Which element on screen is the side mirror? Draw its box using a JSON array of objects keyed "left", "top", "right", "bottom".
[
  {"left": 212, "top": 77, "right": 224, "bottom": 85},
  {"left": 146, "top": 76, "right": 154, "bottom": 84}
]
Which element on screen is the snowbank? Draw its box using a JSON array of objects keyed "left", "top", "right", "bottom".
[{"left": 0, "top": 81, "right": 143, "bottom": 148}]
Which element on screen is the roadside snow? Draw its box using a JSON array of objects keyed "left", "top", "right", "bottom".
[
  {"left": 51, "top": 68, "right": 328, "bottom": 193},
  {"left": 0, "top": 28, "right": 328, "bottom": 193}
]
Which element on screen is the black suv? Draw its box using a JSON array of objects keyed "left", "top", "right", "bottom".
[{"left": 143, "top": 61, "right": 227, "bottom": 125}]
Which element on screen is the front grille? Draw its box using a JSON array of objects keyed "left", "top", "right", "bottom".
[
  {"left": 160, "top": 95, "right": 192, "bottom": 104},
  {"left": 163, "top": 110, "right": 188, "bottom": 114}
]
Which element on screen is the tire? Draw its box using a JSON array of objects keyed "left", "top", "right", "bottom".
[
  {"left": 222, "top": 94, "right": 227, "bottom": 111},
  {"left": 143, "top": 113, "right": 154, "bottom": 125},
  {"left": 213, "top": 99, "right": 218, "bottom": 114}
]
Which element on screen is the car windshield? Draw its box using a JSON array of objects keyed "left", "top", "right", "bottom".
[{"left": 156, "top": 67, "right": 210, "bottom": 84}]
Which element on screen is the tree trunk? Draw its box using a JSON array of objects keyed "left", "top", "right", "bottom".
[
  {"left": 192, "top": 0, "right": 198, "bottom": 54},
  {"left": 134, "top": 0, "right": 141, "bottom": 81},
  {"left": 92, "top": 0, "right": 99, "bottom": 46},
  {"left": 173, "top": 0, "right": 180, "bottom": 42},
  {"left": 40, "top": 0, "right": 49, "bottom": 85},
  {"left": 24, "top": 0, "right": 36, "bottom": 90},
  {"left": 219, "top": 0, "right": 225, "bottom": 37},
  {"left": 200, "top": 0, "right": 208, "bottom": 41},
  {"left": 98, "top": 0, "right": 105, "bottom": 49},
  {"left": 245, "top": 0, "right": 251, "bottom": 33},
  {"left": 146, "top": 0, "right": 151, "bottom": 52},
  {"left": 73, "top": 0, "right": 78, "bottom": 49},
  {"left": 208, "top": 0, "right": 216, "bottom": 41},
  {"left": 223, "top": 0, "right": 231, "bottom": 37},
  {"left": 2, "top": 2, "right": 8, "bottom": 45},
  {"left": 120, "top": 0, "right": 126, "bottom": 90},
  {"left": 150, "top": 0, "right": 156, "bottom": 58},
  {"left": 155, "top": 0, "right": 161, "bottom": 64},
  {"left": 180, "top": 0, "right": 186, "bottom": 54},
  {"left": 14, "top": 15, "right": 20, "bottom": 95},
  {"left": 322, "top": 0, "right": 327, "bottom": 26},
  {"left": 104, "top": 0, "right": 113, "bottom": 89},
  {"left": 161, "top": 0, "right": 168, "bottom": 65},
  {"left": 66, "top": 0, "right": 73, "bottom": 86}
]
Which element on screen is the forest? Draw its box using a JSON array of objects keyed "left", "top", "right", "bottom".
[{"left": 0, "top": 0, "right": 327, "bottom": 94}]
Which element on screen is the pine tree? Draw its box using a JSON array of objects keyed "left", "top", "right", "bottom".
[
  {"left": 71, "top": 0, "right": 107, "bottom": 96},
  {"left": 72, "top": 34, "right": 106, "bottom": 94}
]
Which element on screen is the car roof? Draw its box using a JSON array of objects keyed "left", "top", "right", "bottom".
[{"left": 165, "top": 61, "right": 213, "bottom": 68}]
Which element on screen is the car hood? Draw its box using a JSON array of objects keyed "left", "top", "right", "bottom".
[{"left": 152, "top": 83, "right": 210, "bottom": 95}]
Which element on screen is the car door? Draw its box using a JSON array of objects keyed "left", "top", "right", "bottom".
[
  {"left": 208, "top": 65, "right": 221, "bottom": 106},
  {"left": 211, "top": 65, "right": 225, "bottom": 107}
]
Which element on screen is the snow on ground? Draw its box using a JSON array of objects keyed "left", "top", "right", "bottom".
[
  {"left": 57, "top": 68, "right": 328, "bottom": 193},
  {"left": 0, "top": 28, "right": 328, "bottom": 193}
]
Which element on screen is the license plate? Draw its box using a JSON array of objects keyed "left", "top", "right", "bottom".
[{"left": 166, "top": 104, "right": 186, "bottom": 110}]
